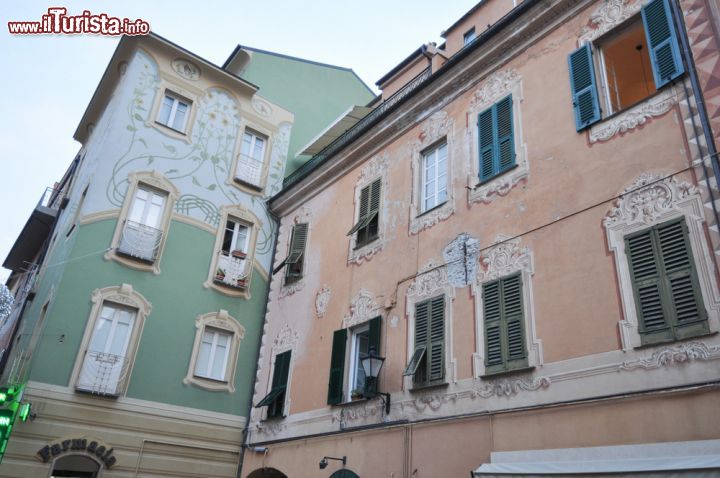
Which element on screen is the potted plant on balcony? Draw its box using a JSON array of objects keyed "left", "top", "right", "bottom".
[
  {"left": 214, "top": 268, "right": 226, "bottom": 282},
  {"left": 235, "top": 278, "right": 247, "bottom": 288},
  {"left": 350, "top": 389, "right": 364, "bottom": 401},
  {"left": 231, "top": 249, "right": 246, "bottom": 259}
]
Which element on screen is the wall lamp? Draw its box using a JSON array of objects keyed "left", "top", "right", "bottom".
[
  {"left": 361, "top": 346, "right": 391, "bottom": 414},
  {"left": 319, "top": 455, "right": 346, "bottom": 469}
]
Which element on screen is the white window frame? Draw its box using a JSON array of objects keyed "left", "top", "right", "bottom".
[
  {"left": 184, "top": 310, "right": 245, "bottom": 392},
  {"left": 194, "top": 327, "right": 232, "bottom": 381},
  {"left": 70, "top": 284, "right": 151, "bottom": 397},
  {"left": 157, "top": 92, "right": 191, "bottom": 132},
  {"left": 421, "top": 142, "right": 448, "bottom": 213},
  {"left": 147, "top": 74, "right": 201, "bottom": 142},
  {"left": 349, "top": 153, "right": 389, "bottom": 264},
  {"left": 105, "top": 171, "right": 179, "bottom": 275},
  {"left": 232, "top": 126, "right": 272, "bottom": 195},
  {"left": 346, "top": 323, "right": 370, "bottom": 401}
]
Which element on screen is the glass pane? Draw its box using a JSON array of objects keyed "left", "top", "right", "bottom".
[
  {"left": 128, "top": 189, "right": 148, "bottom": 223},
  {"left": 108, "top": 321, "right": 130, "bottom": 357},
  {"left": 252, "top": 137, "right": 265, "bottom": 161},
  {"left": 235, "top": 225, "right": 249, "bottom": 252},
  {"left": 354, "top": 331, "right": 369, "bottom": 391},
  {"left": 241, "top": 133, "right": 253, "bottom": 157},
  {"left": 144, "top": 192, "right": 165, "bottom": 228},
  {"left": 210, "top": 333, "right": 229, "bottom": 380},
  {"left": 88, "top": 316, "right": 111, "bottom": 352},
  {"left": 158, "top": 95, "right": 173, "bottom": 125},
  {"left": 195, "top": 337, "right": 211, "bottom": 377},
  {"left": 222, "top": 220, "right": 236, "bottom": 253},
  {"left": 173, "top": 101, "right": 188, "bottom": 130}
]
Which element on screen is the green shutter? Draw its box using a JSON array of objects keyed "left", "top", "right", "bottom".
[
  {"left": 256, "top": 350, "right": 291, "bottom": 413},
  {"left": 568, "top": 44, "right": 601, "bottom": 131},
  {"left": 287, "top": 223, "right": 308, "bottom": 263},
  {"left": 478, "top": 96, "right": 514, "bottom": 181},
  {"left": 428, "top": 296, "right": 445, "bottom": 382},
  {"left": 411, "top": 297, "right": 444, "bottom": 385},
  {"left": 496, "top": 96, "right": 515, "bottom": 173},
  {"left": 369, "top": 179, "right": 381, "bottom": 215},
  {"left": 327, "top": 329, "right": 347, "bottom": 405},
  {"left": 413, "top": 299, "right": 430, "bottom": 383},
  {"left": 627, "top": 218, "right": 708, "bottom": 345},
  {"left": 368, "top": 316, "right": 381, "bottom": 352},
  {"left": 272, "top": 350, "right": 291, "bottom": 389},
  {"left": 483, "top": 274, "right": 527, "bottom": 374},
  {"left": 478, "top": 108, "right": 495, "bottom": 181},
  {"left": 642, "top": 0, "right": 684, "bottom": 88},
  {"left": 347, "top": 185, "right": 371, "bottom": 236}
]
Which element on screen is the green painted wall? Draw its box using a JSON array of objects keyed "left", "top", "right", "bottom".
[
  {"left": 240, "top": 49, "right": 375, "bottom": 176},
  {"left": 28, "top": 219, "right": 266, "bottom": 415}
]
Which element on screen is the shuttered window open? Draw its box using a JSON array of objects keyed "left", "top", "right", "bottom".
[
  {"left": 273, "top": 223, "right": 309, "bottom": 279},
  {"left": 625, "top": 218, "right": 708, "bottom": 345},
  {"left": 348, "top": 179, "right": 381, "bottom": 247},
  {"left": 483, "top": 274, "right": 528, "bottom": 375},
  {"left": 478, "top": 95, "right": 515, "bottom": 181},
  {"left": 256, "top": 350, "right": 291, "bottom": 418},
  {"left": 405, "top": 296, "right": 445, "bottom": 386},
  {"left": 642, "top": 0, "right": 684, "bottom": 89},
  {"left": 327, "top": 329, "right": 347, "bottom": 405},
  {"left": 568, "top": 44, "right": 601, "bottom": 131}
]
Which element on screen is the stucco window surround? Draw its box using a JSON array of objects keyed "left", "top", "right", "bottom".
[
  {"left": 105, "top": 171, "right": 179, "bottom": 275},
  {"left": 204, "top": 204, "right": 262, "bottom": 299},
  {"left": 471, "top": 236, "right": 543, "bottom": 378},
  {"left": 70, "top": 284, "right": 151, "bottom": 397},
  {"left": 404, "top": 261, "right": 456, "bottom": 389},
  {"left": 576, "top": 0, "right": 684, "bottom": 143},
  {"left": 466, "top": 69, "right": 527, "bottom": 205},
  {"left": 183, "top": 309, "right": 245, "bottom": 392},
  {"left": 278, "top": 206, "right": 312, "bottom": 299},
  {"left": 258, "top": 324, "right": 298, "bottom": 420},
  {"left": 604, "top": 173, "right": 720, "bottom": 350},
  {"left": 229, "top": 120, "right": 276, "bottom": 196},
  {"left": 348, "top": 152, "right": 389, "bottom": 264},
  {"left": 147, "top": 72, "right": 202, "bottom": 142},
  {"left": 409, "top": 110, "right": 456, "bottom": 235}
]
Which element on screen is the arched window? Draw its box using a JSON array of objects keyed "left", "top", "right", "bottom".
[
  {"left": 329, "top": 470, "right": 360, "bottom": 478},
  {"left": 51, "top": 454, "right": 100, "bottom": 477}
]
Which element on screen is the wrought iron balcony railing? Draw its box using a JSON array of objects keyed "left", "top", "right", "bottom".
[
  {"left": 117, "top": 220, "right": 163, "bottom": 262},
  {"left": 234, "top": 153, "right": 264, "bottom": 188},
  {"left": 76, "top": 351, "right": 130, "bottom": 396},
  {"left": 214, "top": 251, "right": 250, "bottom": 289}
]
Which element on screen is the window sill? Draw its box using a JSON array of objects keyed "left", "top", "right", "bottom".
[
  {"left": 333, "top": 397, "right": 369, "bottom": 407},
  {"left": 261, "top": 414, "right": 286, "bottom": 422},
  {"left": 409, "top": 381, "right": 449, "bottom": 392},
  {"left": 354, "top": 237, "right": 379, "bottom": 250},
  {"left": 475, "top": 163, "right": 519, "bottom": 188},
  {"left": 635, "top": 330, "right": 717, "bottom": 350},
  {"left": 417, "top": 201, "right": 447, "bottom": 219},
  {"left": 154, "top": 120, "right": 187, "bottom": 136},
  {"left": 233, "top": 177, "right": 264, "bottom": 192},
  {"left": 481, "top": 364, "right": 534, "bottom": 380}
]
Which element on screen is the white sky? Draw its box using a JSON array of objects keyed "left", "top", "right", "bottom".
[{"left": 0, "top": 0, "right": 480, "bottom": 282}]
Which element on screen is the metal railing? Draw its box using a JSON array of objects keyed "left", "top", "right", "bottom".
[
  {"left": 117, "top": 220, "right": 163, "bottom": 262},
  {"left": 76, "top": 351, "right": 129, "bottom": 396},
  {"left": 283, "top": 66, "right": 433, "bottom": 189},
  {"left": 214, "top": 251, "right": 249, "bottom": 289},
  {"left": 38, "top": 187, "right": 64, "bottom": 210},
  {"left": 235, "top": 153, "right": 264, "bottom": 188}
]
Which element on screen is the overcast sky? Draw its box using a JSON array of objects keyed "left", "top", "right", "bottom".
[{"left": 0, "top": 0, "right": 479, "bottom": 282}]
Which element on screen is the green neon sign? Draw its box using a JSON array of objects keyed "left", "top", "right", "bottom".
[{"left": 0, "top": 384, "right": 28, "bottom": 464}]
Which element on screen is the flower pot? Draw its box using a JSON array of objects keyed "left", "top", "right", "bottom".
[{"left": 231, "top": 250, "right": 246, "bottom": 259}]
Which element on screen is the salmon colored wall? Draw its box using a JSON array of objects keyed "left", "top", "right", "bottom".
[
  {"left": 442, "top": 0, "right": 516, "bottom": 56},
  {"left": 379, "top": 55, "right": 431, "bottom": 100}
]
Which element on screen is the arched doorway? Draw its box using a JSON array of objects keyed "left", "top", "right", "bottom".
[
  {"left": 51, "top": 454, "right": 101, "bottom": 477},
  {"left": 329, "top": 470, "right": 360, "bottom": 478},
  {"left": 246, "top": 468, "right": 288, "bottom": 478}
]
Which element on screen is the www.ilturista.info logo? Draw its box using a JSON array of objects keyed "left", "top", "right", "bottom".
[{"left": 8, "top": 8, "right": 150, "bottom": 35}]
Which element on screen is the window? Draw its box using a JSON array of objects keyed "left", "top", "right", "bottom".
[
  {"left": 421, "top": 142, "right": 448, "bottom": 213},
  {"left": 626, "top": 218, "right": 708, "bottom": 345},
  {"left": 463, "top": 27, "right": 476, "bottom": 46},
  {"left": 403, "top": 297, "right": 444, "bottom": 387},
  {"left": 117, "top": 186, "right": 167, "bottom": 262},
  {"left": 235, "top": 130, "right": 267, "bottom": 189},
  {"left": 71, "top": 284, "right": 150, "bottom": 397},
  {"left": 568, "top": 0, "right": 684, "bottom": 131},
  {"left": 478, "top": 95, "right": 515, "bottom": 182},
  {"left": 482, "top": 274, "right": 528, "bottom": 374},
  {"left": 273, "top": 223, "right": 309, "bottom": 284},
  {"left": 156, "top": 92, "right": 190, "bottom": 132},
  {"left": 347, "top": 178, "right": 381, "bottom": 248},
  {"left": 184, "top": 310, "right": 245, "bottom": 392},
  {"left": 256, "top": 350, "right": 291, "bottom": 418},
  {"left": 214, "top": 218, "right": 251, "bottom": 289},
  {"left": 327, "top": 317, "right": 381, "bottom": 405}
]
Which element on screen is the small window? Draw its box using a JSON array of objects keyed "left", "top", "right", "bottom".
[
  {"left": 568, "top": 0, "right": 684, "bottom": 130},
  {"left": 482, "top": 273, "right": 528, "bottom": 375},
  {"left": 273, "top": 223, "right": 309, "bottom": 284},
  {"left": 194, "top": 328, "right": 231, "bottom": 381},
  {"left": 478, "top": 95, "right": 514, "bottom": 182},
  {"left": 421, "top": 142, "right": 448, "bottom": 213},
  {"left": 327, "top": 317, "right": 381, "bottom": 405},
  {"left": 403, "top": 297, "right": 444, "bottom": 387},
  {"left": 463, "top": 27, "right": 476, "bottom": 46},
  {"left": 256, "top": 350, "right": 291, "bottom": 419},
  {"left": 347, "top": 178, "right": 381, "bottom": 248},
  {"left": 117, "top": 186, "right": 167, "bottom": 263},
  {"left": 235, "top": 130, "right": 267, "bottom": 189},
  {"left": 214, "top": 218, "right": 251, "bottom": 290},
  {"left": 347, "top": 324, "right": 370, "bottom": 401},
  {"left": 156, "top": 92, "right": 190, "bottom": 132}
]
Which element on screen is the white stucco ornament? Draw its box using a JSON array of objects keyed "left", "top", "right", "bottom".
[
  {"left": 315, "top": 285, "right": 331, "bottom": 319},
  {"left": 343, "top": 289, "right": 381, "bottom": 329},
  {"left": 171, "top": 59, "right": 201, "bottom": 81}
]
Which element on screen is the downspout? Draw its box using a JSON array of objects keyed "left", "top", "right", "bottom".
[
  {"left": 670, "top": 0, "right": 720, "bottom": 224},
  {"left": 236, "top": 206, "right": 280, "bottom": 478}
]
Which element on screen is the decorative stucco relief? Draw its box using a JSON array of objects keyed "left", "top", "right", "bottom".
[
  {"left": 279, "top": 280, "right": 305, "bottom": 298},
  {"left": 171, "top": 59, "right": 201, "bottom": 81},
  {"left": 443, "top": 233, "right": 480, "bottom": 288},
  {"left": 331, "top": 402, "right": 381, "bottom": 424},
  {"left": 579, "top": 0, "right": 643, "bottom": 43},
  {"left": 620, "top": 342, "right": 720, "bottom": 371},
  {"left": 252, "top": 97, "right": 273, "bottom": 118},
  {"left": 467, "top": 69, "right": 527, "bottom": 205},
  {"left": 589, "top": 86, "right": 679, "bottom": 143},
  {"left": 407, "top": 261, "right": 449, "bottom": 299},
  {"left": 399, "top": 393, "right": 459, "bottom": 413},
  {"left": 349, "top": 153, "right": 390, "bottom": 264},
  {"left": 342, "top": 289, "right": 381, "bottom": 329},
  {"left": 254, "top": 421, "right": 286, "bottom": 436},
  {"left": 603, "top": 174, "right": 699, "bottom": 228},
  {"left": 272, "top": 324, "right": 299, "bottom": 354},
  {"left": 315, "top": 285, "right": 331, "bottom": 319},
  {"left": 471, "top": 376, "right": 551, "bottom": 398},
  {"left": 477, "top": 234, "right": 533, "bottom": 282},
  {"left": 409, "top": 111, "right": 456, "bottom": 234}
]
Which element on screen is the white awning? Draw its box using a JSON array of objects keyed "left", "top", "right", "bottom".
[
  {"left": 473, "top": 439, "right": 720, "bottom": 477},
  {"left": 298, "top": 105, "right": 373, "bottom": 156}
]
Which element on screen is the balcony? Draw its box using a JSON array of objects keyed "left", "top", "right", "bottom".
[
  {"left": 76, "top": 351, "right": 129, "bottom": 396},
  {"left": 214, "top": 251, "right": 249, "bottom": 289},
  {"left": 2, "top": 187, "right": 63, "bottom": 272},
  {"left": 117, "top": 220, "right": 163, "bottom": 262},
  {"left": 234, "top": 153, "right": 263, "bottom": 190}
]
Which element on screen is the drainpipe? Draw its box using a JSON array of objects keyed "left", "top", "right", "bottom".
[
  {"left": 236, "top": 205, "right": 279, "bottom": 478},
  {"left": 670, "top": 0, "right": 720, "bottom": 205}
]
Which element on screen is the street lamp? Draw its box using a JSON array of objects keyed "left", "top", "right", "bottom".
[{"left": 360, "top": 346, "right": 391, "bottom": 414}]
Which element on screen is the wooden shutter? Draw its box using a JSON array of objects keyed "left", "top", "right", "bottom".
[
  {"left": 368, "top": 316, "right": 381, "bottom": 352},
  {"left": 256, "top": 350, "right": 291, "bottom": 410},
  {"left": 413, "top": 299, "right": 430, "bottom": 383},
  {"left": 288, "top": 224, "right": 308, "bottom": 261},
  {"left": 428, "top": 296, "right": 445, "bottom": 382},
  {"left": 642, "top": 0, "right": 684, "bottom": 88},
  {"left": 478, "top": 108, "right": 495, "bottom": 181},
  {"left": 369, "top": 179, "right": 381, "bottom": 216},
  {"left": 327, "top": 329, "right": 347, "bottom": 405},
  {"left": 568, "top": 44, "right": 601, "bottom": 131},
  {"left": 496, "top": 96, "right": 515, "bottom": 173},
  {"left": 483, "top": 274, "right": 527, "bottom": 374},
  {"left": 272, "top": 350, "right": 291, "bottom": 390}
]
